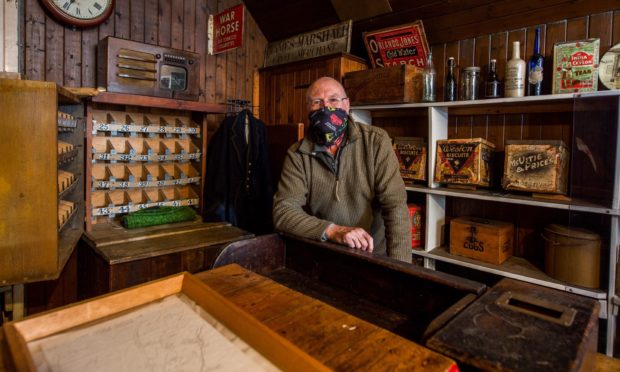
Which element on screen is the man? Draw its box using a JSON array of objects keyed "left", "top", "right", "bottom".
[{"left": 272, "top": 76, "right": 411, "bottom": 262}]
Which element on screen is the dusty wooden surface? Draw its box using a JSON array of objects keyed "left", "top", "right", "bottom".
[
  {"left": 83, "top": 222, "right": 252, "bottom": 264},
  {"left": 195, "top": 264, "right": 458, "bottom": 371},
  {"left": 427, "top": 278, "right": 600, "bottom": 371},
  {"left": 78, "top": 223, "right": 253, "bottom": 298}
]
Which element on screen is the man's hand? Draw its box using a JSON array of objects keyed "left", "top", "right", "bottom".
[{"left": 325, "top": 224, "right": 374, "bottom": 252}]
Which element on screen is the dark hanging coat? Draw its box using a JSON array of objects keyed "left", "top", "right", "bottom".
[{"left": 203, "top": 109, "right": 273, "bottom": 234}]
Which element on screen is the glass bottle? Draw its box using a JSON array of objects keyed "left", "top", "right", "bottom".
[
  {"left": 505, "top": 41, "right": 526, "bottom": 97},
  {"left": 445, "top": 57, "right": 457, "bottom": 101},
  {"left": 485, "top": 59, "right": 501, "bottom": 98},
  {"left": 527, "top": 27, "right": 544, "bottom": 96},
  {"left": 422, "top": 53, "right": 436, "bottom": 102}
]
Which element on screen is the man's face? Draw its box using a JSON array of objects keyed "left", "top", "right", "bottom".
[{"left": 307, "top": 79, "right": 350, "bottom": 114}]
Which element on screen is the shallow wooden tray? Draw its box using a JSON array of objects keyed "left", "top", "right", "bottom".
[{"left": 3, "top": 272, "right": 328, "bottom": 371}]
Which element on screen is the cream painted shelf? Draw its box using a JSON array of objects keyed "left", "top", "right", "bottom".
[{"left": 352, "top": 90, "right": 620, "bottom": 354}]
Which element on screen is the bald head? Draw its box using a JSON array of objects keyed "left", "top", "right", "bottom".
[{"left": 306, "top": 77, "right": 350, "bottom": 113}]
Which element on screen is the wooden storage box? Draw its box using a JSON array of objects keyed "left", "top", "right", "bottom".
[
  {"left": 426, "top": 278, "right": 599, "bottom": 371},
  {"left": 343, "top": 65, "right": 422, "bottom": 105},
  {"left": 393, "top": 137, "right": 426, "bottom": 182},
  {"left": 434, "top": 138, "right": 495, "bottom": 187},
  {"left": 502, "top": 140, "right": 569, "bottom": 194},
  {"left": 3, "top": 272, "right": 326, "bottom": 371},
  {"left": 449, "top": 216, "right": 514, "bottom": 265}
]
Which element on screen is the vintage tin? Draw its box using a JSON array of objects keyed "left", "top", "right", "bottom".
[
  {"left": 434, "top": 138, "right": 495, "bottom": 187},
  {"left": 449, "top": 216, "right": 514, "bottom": 265},
  {"left": 502, "top": 140, "right": 569, "bottom": 194},
  {"left": 426, "top": 278, "right": 599, "bottom": 372},
  {"left": 543, "top": 224, "right": 601, "bottom": 288},
  {"left": 393, "top": 137, "right": 427, "bottom": 182},
  {"left": 552, "top": 38, "right": 600, "bottom": 94},
  {"left": 408, "top": 204, "right": 424, "bottom": 248}
]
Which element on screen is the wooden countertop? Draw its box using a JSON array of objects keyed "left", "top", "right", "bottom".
[
  {"left": 82, "top": 222, "right": 253, "bottom": 264},
  {"left": 1, "top": 264, "right": 619, "bottom": 371},
  {"left": 195, "top": 264, "right": 457, "bottom": 371}
]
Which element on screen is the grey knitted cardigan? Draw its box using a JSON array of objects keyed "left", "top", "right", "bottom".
[{"left": 273, "top": 117, "right": 411, "bottom": 262}]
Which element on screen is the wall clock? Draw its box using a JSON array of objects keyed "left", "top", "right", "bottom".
[{"left": 41, "top": 0, "right": 115, "bottom": 28}]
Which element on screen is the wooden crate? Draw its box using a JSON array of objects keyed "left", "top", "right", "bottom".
[
  {"left": 426, "top": 278, "right": 599, "bottom": 371},
  {"left": 343, "top": 65, "right": 423, "bottom": 105},
  {"left": 449, "top": 216, "right": 514, "bottom": 265},
  {"left": 434, "top": 138, "right": 495, "bottom": 187},
  {"left": 3, "top": 271, "right": 327, "bottom": 371},
  {"left": 502, "top": 140, "right": 569, "bottom": 194}
]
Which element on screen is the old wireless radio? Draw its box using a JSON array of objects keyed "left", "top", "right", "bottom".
[{"left": 97, "top": 37, "right": 200, "bottom": 101}]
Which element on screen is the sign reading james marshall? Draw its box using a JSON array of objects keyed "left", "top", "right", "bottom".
[{"left": 264, "top": 20, "right": 352, "bottom": 67}]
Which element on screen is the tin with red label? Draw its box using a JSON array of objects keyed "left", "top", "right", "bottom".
[{"left": 408, "top": 204, "right": 424, "bottom": 248}]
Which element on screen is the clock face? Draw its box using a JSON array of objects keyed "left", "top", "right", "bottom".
[{"left": 41, "top": 0, "right": 115, "bottom": 28}]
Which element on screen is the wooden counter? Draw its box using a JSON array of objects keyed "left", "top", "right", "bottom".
[
  {"left": 194, "top": 264, "right": 457, "bottom": 370},
  {"left": 1, "top": 263, "right": 620, "bottom": 371},
  {"left": 78, "top": 221, "right": 253, "bottom": 299}
]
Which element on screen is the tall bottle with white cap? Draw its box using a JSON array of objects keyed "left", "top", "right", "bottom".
[{"left": 505, "top": 41, "right": 526, "bottom": 97}]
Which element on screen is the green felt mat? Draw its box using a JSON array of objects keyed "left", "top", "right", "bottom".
[{"left": 121, "top": 206, "right": 197, "bottom": 229}]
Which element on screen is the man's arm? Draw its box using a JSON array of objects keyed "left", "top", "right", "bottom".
[
  {"left": 273, "top": 146, "right": 374, "bottom": 251},
  {"left": 373, "top": 132, "right": 412, "bottom": 262},
  {"left": 272, "top": 147, "right": 333, "bottom": 240}
]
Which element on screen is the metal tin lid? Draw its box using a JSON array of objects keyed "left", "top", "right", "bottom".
[
  {"left": 463, "top": 66, "right": 480, "bottom": 72},
  {"left": 505, "top": 139, "right": 567, "bottom": 148},
  {"left": 544, "top": 224, "right": 601, "bottom": 241}
]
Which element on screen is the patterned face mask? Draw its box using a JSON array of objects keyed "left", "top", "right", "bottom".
[{"left": 308, "top": 107, "right": 348, "bottom": 147}]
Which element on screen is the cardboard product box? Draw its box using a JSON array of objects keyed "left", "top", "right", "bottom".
[
  {"left": 502, "top": 140, "right": 569, "bottom": 194},
  {"left": 408, "top": 204, "right": 424, "bottom": 249},
  {"left": 552, "top": 38, "right": 600, "bottom": 94},
  {"left": 434, "top": 138, "right": 495, "bottom": 187},
  {"left": 449, "top": 216, "right": 514, "bottom": 265},
  {"left": 393, "top": 137, "right": 426, "bottom": 182},
  {"left": 426, "top": 278, "right": 599, "bottom": 372},
  {"left": 343, "top": 65, "right": 423, "bottom": 105}
]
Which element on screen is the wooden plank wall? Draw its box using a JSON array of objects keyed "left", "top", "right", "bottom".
[
  {"left": 21, "top": 0, "right": 267, "bottom": 129},
  {"left": 430, "top": 9, "right": 620, "bottom": 101},
  {"left": 375, "top": 9, "right": 620, "bottom": 141}
]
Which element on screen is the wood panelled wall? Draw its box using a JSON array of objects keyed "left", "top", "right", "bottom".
[
  {"left": 429, "top": 9, "right": 620, "bottom": 99},
  {"left": 22, "top": 0, "right": 267, "bottom": 127}
]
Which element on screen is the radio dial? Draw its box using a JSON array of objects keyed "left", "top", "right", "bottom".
[
  {"left": 156, "top": 54, "right": 161, "bottom": 60},
  {"left": 189, "top": 60, "right": 194, "bottom": 65}
]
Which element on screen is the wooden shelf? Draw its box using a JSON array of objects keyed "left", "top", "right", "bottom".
[
  {"left": 413, "top": 246, "right": 607, "bottom": 301},
  {"left": 92, "top": 121, "right": 200, "bottom": 135},
  {"left": 352, "top": 90, "right": 620, "bottom": 111},
  {"left": 92, "top": 92, "right": 227, "bottom": 114},
  {"left": 405, "top": 184, "right": 620, "bottom": 216},
  {"left": 58, "top": 177, "right": 79, "bottom": 199}
]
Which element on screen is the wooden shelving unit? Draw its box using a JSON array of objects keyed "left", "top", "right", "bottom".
[
  {"left": 352, "top": 90, "right": 620, "bottom": 354},
  {"left": 0, "top": 80, "right": 84, "bottom": 285},
  {"left": 85, "top": 93, "right": 226, "bottom": 230}
]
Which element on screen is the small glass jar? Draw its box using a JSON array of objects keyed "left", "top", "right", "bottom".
[{"left": 460, "top": 66, "right": 481, "bottom": 100}]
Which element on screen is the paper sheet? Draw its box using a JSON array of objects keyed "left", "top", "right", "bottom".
[{"left": 28, "top": 294, "right": 278, "bottom": 372}]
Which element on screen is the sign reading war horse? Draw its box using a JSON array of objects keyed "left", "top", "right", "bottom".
[
  {"left": 363, "top": 21, "right": 430, "bottom": 68},
  {"left": 264, "top": 20, "right": 352, "bottom": 67},
  {"left": 209, "top": 4, "right": 244, "bottom": 54}
]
